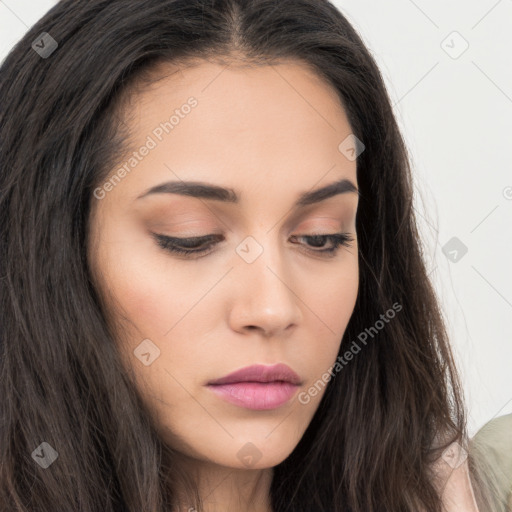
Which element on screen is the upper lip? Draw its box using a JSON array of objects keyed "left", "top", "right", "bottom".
[{"left": 207, "top": 363, "right": 302, "bottom": 386}]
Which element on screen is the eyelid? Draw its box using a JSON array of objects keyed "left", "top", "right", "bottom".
[
  {"left": 153, "top": 232, "right": 221, "bottom": 247},
  {"left": 151, "top": 231, "right": 355, "bottom": 259}
]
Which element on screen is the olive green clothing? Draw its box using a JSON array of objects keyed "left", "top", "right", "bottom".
[{"left": 469, "top": 413, "right": 512, "bottom": 512}]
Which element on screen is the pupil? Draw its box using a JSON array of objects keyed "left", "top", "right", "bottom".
[{"left": 308, "top": 236, "right": 326, "bottom": 247}]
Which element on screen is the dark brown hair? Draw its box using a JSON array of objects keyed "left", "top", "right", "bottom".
[{"left": 0, "top": 0, "right": 467, "bottom": 510}]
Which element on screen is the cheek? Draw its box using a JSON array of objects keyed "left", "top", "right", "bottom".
[
  {"left": 95, "top": 237, "right": 220, "bottom": 393},
  {"left": 97, "top": 245, "right": 207, "bottom": 405},
  {"left": 103, "top": 266, "right": 172, "bottom": 335},
  {"left": 95, "top": 231, "right": 201, "bottom": 337},
  {"left": 306, "top": 257, "right": 359, "bottom": 332},
  {"left": 301, "top": 260, "right": 359, "bottom": 368}
]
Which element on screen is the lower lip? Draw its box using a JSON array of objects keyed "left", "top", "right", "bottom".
[{"left": 207, "top": 382, "right": 299, "bottom": 410}]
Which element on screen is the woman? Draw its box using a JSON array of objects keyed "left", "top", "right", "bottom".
[{"left": 0, "top": 0, "right": 509, "bottom": 510}]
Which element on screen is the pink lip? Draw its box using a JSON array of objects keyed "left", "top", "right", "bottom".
[{"left": 207, "top": 364, "right": 302, "bottom": 410}]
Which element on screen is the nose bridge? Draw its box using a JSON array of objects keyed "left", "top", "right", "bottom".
[{"left": 229, "top": 230, "right": 303, "bottom": 334}]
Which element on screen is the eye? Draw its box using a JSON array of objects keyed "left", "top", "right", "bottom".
[
  {"left": 290, "top": 233, "right": 354, "bottom": 257},
  {"left": 152, "top": 233, "right": 221, "bottom": 257},
  {"left": 152, "top": 232, "right": 355, "bottom": 259}
]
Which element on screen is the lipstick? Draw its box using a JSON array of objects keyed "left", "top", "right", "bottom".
[{"left": 207, "top": 363, "right": 302, "bottom": 410}]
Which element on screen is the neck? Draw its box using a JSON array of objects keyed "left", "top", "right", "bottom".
[{"left": 171, "top": 454, "right": 274, "bottom": 512}]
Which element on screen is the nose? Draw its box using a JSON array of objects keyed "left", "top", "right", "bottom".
[{"left": 227, "top": 237, "right": 303, "bottom": 338}]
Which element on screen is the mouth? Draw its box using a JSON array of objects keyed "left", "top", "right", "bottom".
[{"left": 207, "top": 363, "right": 303, "bottom": 410}]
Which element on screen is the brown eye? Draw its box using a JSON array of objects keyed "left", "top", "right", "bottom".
[{"left": 290, "top": 233, "right": 354, "bottom": 257}]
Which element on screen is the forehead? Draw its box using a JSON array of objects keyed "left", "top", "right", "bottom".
[
  {"left": 128, "top": 57, "right": 352, "bottom": 135},
  {"left": 105, "top": 58, "right": 358, "bottom": 209}
]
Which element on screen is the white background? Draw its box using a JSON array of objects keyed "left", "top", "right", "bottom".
[{"left": 1, "top": 0, "right": 510, "bottom": 436}]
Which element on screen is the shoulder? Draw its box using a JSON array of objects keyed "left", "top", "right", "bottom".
[
  {"left": 469, "top": 413, "right": 512, "bottom": 512},
  {"left": 471, "top": 413, "right": 512, "bottom": 453}
]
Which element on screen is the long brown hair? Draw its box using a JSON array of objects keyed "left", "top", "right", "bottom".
[{"left": 0, "top": 0, "right": 466, "bottom": 510}]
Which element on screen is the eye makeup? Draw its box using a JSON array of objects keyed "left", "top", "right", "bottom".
[{"left": 151, "top": 231, "right": 354, "bottom": 259}]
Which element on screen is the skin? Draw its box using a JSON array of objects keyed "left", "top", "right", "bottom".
[
  {"left": 87, "top": 57, "right": 478, "bottom": 511},
  {"left": 88, "top": 58, "right": 360, "bottom": 512},
  {"left": 432, "top": 454, "right": 481, "bottom": 512}
]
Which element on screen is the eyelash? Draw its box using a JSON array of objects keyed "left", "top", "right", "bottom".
[{"left": 152, "top": 232, "right": 354, "bottom": 259}]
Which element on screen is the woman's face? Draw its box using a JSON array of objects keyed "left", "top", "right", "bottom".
[{"left": 88, "top": 59, "right": 359, "bottom": 470}]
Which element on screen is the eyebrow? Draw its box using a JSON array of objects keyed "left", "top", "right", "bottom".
[{"left": 137, "top": 177, "right": 359, "bottom": 207}]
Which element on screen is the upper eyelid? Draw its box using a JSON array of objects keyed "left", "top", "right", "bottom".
[
  {"left": 153, "top": 231, "right": 355, "bottom": 246},
  {"left": 153, "top": 233, "right": 221, "bottom": 245},
  {"left": 159, "top": 231, "right": 349, "bottom": 240},
  {"left": 152, "top": 231, "right": 355, "bottom": 261},
  {"left": 157, "top": 234, "right": 216, "bottom": 241}
]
